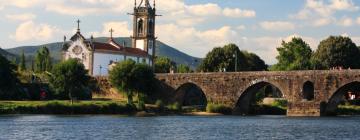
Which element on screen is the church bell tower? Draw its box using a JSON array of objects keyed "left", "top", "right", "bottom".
[{"left": 131, "top": 0, "right": 157, "bottom": 65}]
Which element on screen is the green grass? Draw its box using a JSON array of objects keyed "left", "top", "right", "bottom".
[
  {"left": 0, "top": 100, "right": 136, "bottom": 114},
  {"left": 336, "top": 105, "right": 360, "bottom": 115}
]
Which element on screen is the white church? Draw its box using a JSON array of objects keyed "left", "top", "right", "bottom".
[{"left": 62, "top": 0, "right": 157, "bottom": 76}]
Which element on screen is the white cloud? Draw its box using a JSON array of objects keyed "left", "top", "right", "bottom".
[
  {"left": 259, "top": 21, "right": 295, "bottom": 31},
  {"left": 291, "top": 0, "right": 359, "bottom": 27},
  {"left": 186, "top": 3, "right": 222, "bottom": 16},
  {"left": 156, "top": 24, "right": 240, "bottom": 58},
  {"left": 237, "top": 25, "right": 246, "bottom": 30},
  {"left": 223, "top": 8, "right": 256, "bottom": 18},
  {"left": 5, "top": 13, "right": 36, "bottom": 21},
  {"left": 337, "top": 17, "right": 353, "bottom": 27},
  {"left": 11, "top": 20, "right": 60, "bottom": 42},
  {"left": 44, "top": 0, "right": 133, "bottom": 16},
  {"left": 91, "top": 21, "right": 132, "bottom": 38},
  {"left": 329, "top": 0, "right": 359, "bottom": 11},
  {"left": 351, "top": 36, "right": 360, "bottom": 45},
  {"left": 0, "top": 0, "right": 42, "bottom": 10},
  {"left": 356, "top": 17, "right": 360, "bottom": 25},
  {"left": 176, "top": 17, "right": 205, "bottom": 27},
  {"left": 313, "top": 18, "right": 333, "bottom": 26},
  {"left": 45, "top": 2, "right": 103, "bottom": 16}
]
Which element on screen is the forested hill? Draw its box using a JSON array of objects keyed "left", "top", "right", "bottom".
[
  {"left": 0, "top": 47, "right": 16, "bottom": 60},
  {"left": 6, "top": 37, "right": 202, "bottom": 68}
]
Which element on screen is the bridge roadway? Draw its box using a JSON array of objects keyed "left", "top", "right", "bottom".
[{"left": 156, "top": 70, "right": 360, "bottom": 116}]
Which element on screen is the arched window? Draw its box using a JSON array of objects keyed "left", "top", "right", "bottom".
[
  {"left": 137, "top": 19, "right": 144, "bottom": 35},
  {"left": 303, "top": 81, "right": 314, "bottom": 101}
]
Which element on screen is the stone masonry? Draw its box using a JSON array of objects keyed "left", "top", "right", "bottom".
[{"left": 156, "top": 70, "right": 360, "bottom": 116}]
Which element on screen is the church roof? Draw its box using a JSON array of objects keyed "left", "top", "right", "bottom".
[
  {"left": 92, "top": 41, "right": 148, "bottom": 57},
  {"left": 70, "top": 32, "right": 86, "bottom": 41}
]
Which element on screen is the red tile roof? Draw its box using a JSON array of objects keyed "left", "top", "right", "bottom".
[{"left": 91, "top": 41, "right": 148, "bottom": 57}]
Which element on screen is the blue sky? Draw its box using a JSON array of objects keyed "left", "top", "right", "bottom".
[{"left": 1, "top": 0, "right": 360, "bottom": 64}]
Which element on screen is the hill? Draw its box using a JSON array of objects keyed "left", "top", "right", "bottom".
[
  {"left": 6, "top": 37, "right": 202, "bottom": 68},
  {"left": 0, "top": 47, "right": 16, "bottom": 60}
]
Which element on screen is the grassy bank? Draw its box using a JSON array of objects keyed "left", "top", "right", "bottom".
[
  {"left": 336, "top": 105, "right": 360, "bottom": 115},
  {"left": 0, "top": 101, "right": 136, "bottom": 115}
]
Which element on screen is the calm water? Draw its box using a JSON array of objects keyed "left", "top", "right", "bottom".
[{"left": 0, "top": 115, "right": 359, "bottom": 140}]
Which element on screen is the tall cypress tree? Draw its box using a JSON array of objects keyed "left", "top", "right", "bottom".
[
  {"left": 19, "top": 50, "right": 26, "bottom": 71},
  {"left": 35, "top": 46, "right": 52, "bottom": 72}
]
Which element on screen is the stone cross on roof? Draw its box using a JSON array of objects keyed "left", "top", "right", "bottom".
[
  {"left": 77, "top": 19, "right": 81, "bottom": 33},
  {"left": 109, "top": 28, "right": 114, "bottom": 38}
]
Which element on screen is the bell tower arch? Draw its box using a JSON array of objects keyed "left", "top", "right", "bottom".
[{"left": 131, "top": 0, "right": 157, "bottom": 66}]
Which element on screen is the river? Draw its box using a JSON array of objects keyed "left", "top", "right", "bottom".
[{"left": 0, "top": 115, "right": 359, "bottom": 140}]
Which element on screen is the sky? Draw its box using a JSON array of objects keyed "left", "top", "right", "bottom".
[{"left": 1, "top": 0, "right": 360, "bottom": 64}]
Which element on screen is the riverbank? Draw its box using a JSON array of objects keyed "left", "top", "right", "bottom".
[
  {"left": 1, "top": 101, "right": 360, "bottom": 116},
  {"left": 0, "top": 101, "right": 137, "bottom": 115}
]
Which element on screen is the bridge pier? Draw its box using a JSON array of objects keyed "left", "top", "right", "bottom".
[{"left": 287, "top": 101, "right": 321, "bottom": 116}]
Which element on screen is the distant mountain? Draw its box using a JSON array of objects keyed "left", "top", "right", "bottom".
[
  {"left": 6, "top": 37, "right": 202, "bottom": 69},
  {"left": 0, "top": 47, "right": 16, "bottom": 60}
]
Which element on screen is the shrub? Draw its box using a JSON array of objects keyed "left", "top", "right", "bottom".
[
  {"left": 167, "top": 102, "right": 182, "bottom": 111},
  {"left": 155, "top": 100, "right": 165, "bottom": 110},
  {"left": 271, "top": 100, "right": 288, "bottom": 108},
  {"left": 206, "top": 103, "right": 232, "bottom": 115}
]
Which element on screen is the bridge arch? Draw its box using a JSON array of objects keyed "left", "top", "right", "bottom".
[
  {"left": 173, "top": 82, "right": 207, "bottom": 107},
  {"left": 322, "top": 81, "right": 360, "bottom": 115},
  {"left": 234, "top": 81, "right": 286, "bottom": 115},
  {"left": 302, "top": 81, "right": 315, "bottom": 101}
]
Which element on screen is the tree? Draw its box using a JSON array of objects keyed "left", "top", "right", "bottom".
[
  {"left": 131, "top": 63, "right": 155, "bottom": 109},
  {"left": 243, "top": 51, "right": 267, "bottom": 71},
  {"left": 312, "top": 36, "right": 360, "bottom": 69},
  {"left": 198, "top": 47, "right": 225, "bottom": 72},
  {"left": 198, "top": 44, "right": 252, "bottom": 72},
  {"left": 177, "top": 64, "right": 192, "bottom": 73},
  {"left": 223, "top": 44, "right": 248, "bottom": 72},
  {"left": 0, "top": 54, "right": 22, "bottom": 100},
  {"left": 19, "top": 50, "right": 26, "bottom": 71},
  {"left": 35, "top": 46, "right": 52, "bottom": 72},
  {"left": 109, "top": 60, "right": 155, "bottom": 105},
  {"left": 271, "top": 37, "right": 313, "bottom": 71},
  {"left": 49, "top": 59, "right": 91, "bottom": 101},
  {"left": 109, "top": 60, "right": 136, "bottom": 104},
  {"left": 31, "top": 59, "right": 35, "bottom": 72},
  {"left": 155, "top": 57, "right": 173, "bottom": 73}
]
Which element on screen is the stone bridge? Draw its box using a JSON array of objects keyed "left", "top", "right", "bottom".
[{"left": 156, "top": 70, "right": 360, "bottom": 116}]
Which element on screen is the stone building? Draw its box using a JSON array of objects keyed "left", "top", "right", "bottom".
[{"left": 62, "top": 0, "right": 157, "bottom": 76}]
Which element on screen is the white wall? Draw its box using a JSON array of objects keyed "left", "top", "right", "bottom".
[
  {"left": 93, "top": 53, "right": 125, "bottom": 76},
  {"left": 93, "top": 53, "right": 152, "bottom": 76},
  {"left": 136, "top": 40, "right": 145, "bottom": 51},
  {"left": 65, "top": 40, "right": 91, "bottom": 70}
]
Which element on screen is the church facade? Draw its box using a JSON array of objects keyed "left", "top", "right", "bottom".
[{"left": 62, "top": 0, "right": 157, "bottom": 76}]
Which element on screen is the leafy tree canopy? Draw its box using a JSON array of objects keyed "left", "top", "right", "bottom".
[
  {"left": 0, "top": 54, "right": 22, "bottom": 99},
  {"left": 177, "top": 64, "right": 192, "bottom": 73},
  {"left": 243, "top": 51, "right": 267, "bottom": 71},
  {"left": 49, "top": 59, "right": 91, "bottom": 100},
  {"left": 271, "top": 37, "right": 313, "bottom": 71},
  {"left": 312, "top": 36, "right": 360, "bottom": 69},
  {"left": 198, "top": 43, "right": 266, "bottom": 72},
  {"left": 109, "top": 60, "right": 155, "bottom": 104},
  {"left": 155, "top": 56, "right": 174, "bottom": 73}
]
